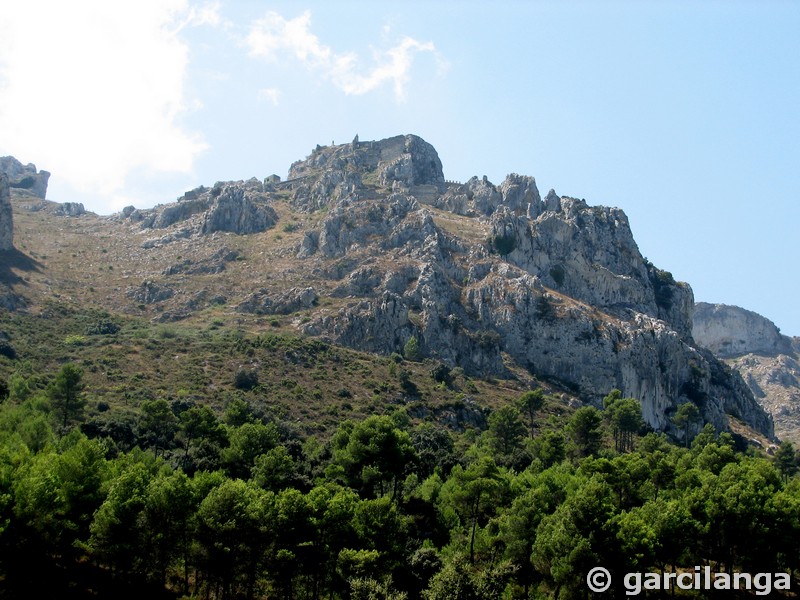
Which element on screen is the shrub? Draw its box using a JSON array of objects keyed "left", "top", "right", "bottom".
[
  {"left": 64, "top": 334, "right": 87, "bottom": 346},
  {"left": 647, "top": 262, "right": 676, "bottom": 311},
  {"left": 491, "top": 233, "right": 516, "bottom": 256},
  {"left": 430, "top": 362, "right": 452, "bottom": 386},
  {"left": 234, "top": 368, "right": 259, "bottom": 391},
  {"left": 474, "top": 330, "right": 500, "bottom": 350},
  {"left": 403, "top": 336, "right": 422, "bottom": 361},
  {"left": 0, "top": 341, "right": 16, "bottom": 360},
  {"left": 549, "top": 264, "right": 566, "bottom": 286},
  {"left": 535, "top": 296, "right": 554, "bottom": 319},
  {"left": 398, "top": 369, "right": 418, "bottom": 396},
  {"left": 86, "top": 319, "right": 120, "bottom": 335}
]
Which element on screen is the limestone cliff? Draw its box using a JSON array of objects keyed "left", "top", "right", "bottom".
[
  {"left": 0, "top": 156, "right": 49, "bottom": 199},
  {"left": 1, "top": 155, "right": 53, "bottom": 250},
  {"left": 693, "top": 303, "right": 800, "bottom": 443}
]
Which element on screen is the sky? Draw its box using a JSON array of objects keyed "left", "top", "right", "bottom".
[{"left": 1, "top": 1, "right": 798, "bottom": 335}]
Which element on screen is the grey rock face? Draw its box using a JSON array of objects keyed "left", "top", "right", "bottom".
[
  {"left": 290, "top": 134, "right": 444, "bottom": 184},
  {"left": 0, "top": 174, "right": 12, "bottom": 251},
  {"left": 500, "top": 174, "right": 541, "bottom": 215},
  {"left": 429, "top": 174, "right": 534, "bottom": 218},
  {"left": 467, "top": 176, "right": 502, "bottom": 215},
  {"left": 151, "top": 198, "right": 208, "bottom": 229},
  {"left": 141, "top": 228, "right": 192, "bottom": 249},
  {"left": 0, "top": 156, "right": 49, "bottom": 199},
  {"left": 379, "top": 135, "right": 444, "bottom": 188},
  {"left": 300, "top": 212, "right": 771, "bottom": 436},
  {"left": 292, "top": 169, "right": 363, "bottom": 212},
  {"left": 487, "top": 198, "right": 694, "bottom": 339},
  {"left": 313, "top": 193, "right": 435, "bottom": 258}
]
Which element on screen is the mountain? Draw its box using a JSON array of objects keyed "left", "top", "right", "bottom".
[
  {"left": 693, "top": 302, "right": 800, "bottom": 444},
  {"left": 0, "top": 135, "right": 773, "bottom": 440}
]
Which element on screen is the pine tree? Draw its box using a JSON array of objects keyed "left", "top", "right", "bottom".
[{"left": 48, "top": 363, "right": 85, "bottom": 430}]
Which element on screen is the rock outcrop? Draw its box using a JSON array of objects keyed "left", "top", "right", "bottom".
[
  {"left": 694, "top": 303, "right": 800, "bottom": 443},
  {"left": 236, "top": 287, "right": 318, "bottom": 315},
  {"left": 126, "top": 281, "right": 175, "bottom": 305},
  {"left": 164, "top": 247, "right": 241, "bottom": 275},
  {"left": 200, "top": 186, "right": 278, "bottom": 235},
  {"left": 131, "top": 179, "right": 278, "bottom": 243},
  {"left": 0, "top": 174, "right": 12, "bottom": 251},
  {"left": 54, "top": 202, "right": 85, "bottom": 217},
  {"left": 0, "top": 156, "right": 49, "bottom": 199}
]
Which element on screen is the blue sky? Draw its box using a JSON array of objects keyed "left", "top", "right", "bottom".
[{"left": 1, "top": 1, "right": 798, "bottom": 335}]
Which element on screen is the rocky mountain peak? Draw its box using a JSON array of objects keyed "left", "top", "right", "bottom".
[{"left": 288, "top": 134, "right": 445, "bottom": 189}]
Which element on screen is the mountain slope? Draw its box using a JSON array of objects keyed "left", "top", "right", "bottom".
[{"left": 1, "top": 135, "right": 773, "bottom": 439}]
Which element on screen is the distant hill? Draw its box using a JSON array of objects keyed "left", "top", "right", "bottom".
[{"left": 694, "top": 302, "right": 800, "bottom": 444}]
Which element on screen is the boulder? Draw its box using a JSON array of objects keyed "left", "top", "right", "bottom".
[{"left": 54, "top": 202, "right": 85, "bottom": 217}]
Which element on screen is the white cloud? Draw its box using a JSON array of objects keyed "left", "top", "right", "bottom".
[
  {"left": 338, "top": 37, "right": 436, "bottom": 100},
  {"left": 244, "top": 11, "right": 437, "bottom": 102},
  {"left": 0, "top": 0, "right": 218, "bottom": 196},
  {"left": 258, "top": 88, "right": 282, "bottom": 106},
  {"left": 180, "top": 1, "right": 221, "bottom": 29}
]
